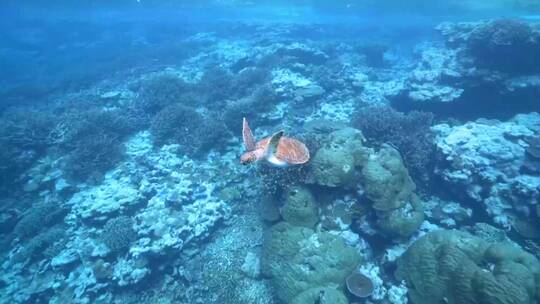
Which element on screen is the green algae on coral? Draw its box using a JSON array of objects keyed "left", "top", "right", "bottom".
[
  {"left": 396, "top": 229, "right": 540, "bottom": 304},
  {"left": 281, "top": 186, "right": 319, "bottom": 228},
  {"left": 361, "top": 144, "right": 415, "bottom": 211},
  {"left": 291, "top": 286, "right": 349, "bottom": 304},
  {"left": 308, "top": 127, "right": 371, "bottom": 188},
  {"left": 376, "top": 206, "right": 424, "bottom": 239},
  {"left": 261, "top": 222, "right": 361, "bottom": 304}
]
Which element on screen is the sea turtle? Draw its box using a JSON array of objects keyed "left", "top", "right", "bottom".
[{"left": 240, "top": 117, "right": 310, "bottom": 167}]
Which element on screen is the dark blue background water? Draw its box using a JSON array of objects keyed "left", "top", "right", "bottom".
[{"left": 2, "top": 0, "right": 538, "bottom": 108}]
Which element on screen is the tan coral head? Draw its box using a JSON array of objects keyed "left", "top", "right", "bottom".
[{"left": 240, "top": 117, "right": 310, "bottom": 167}]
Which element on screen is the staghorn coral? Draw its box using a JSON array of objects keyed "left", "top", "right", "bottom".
[
  {"left": 150, "top": 103, "right": 227, "bottom": 157},
  {"left": 197, "top": 67, "right": 236, "bottom": 109},
  {"left": 222, "top": 84, "right": 277, "bottom": 132},
  {"left": 0, "top": 108, "right": 56, "bottom": 189},
  {"left": 136, "top": 73, "right": 195, "bottom": 114},
  {"left": 351, "top": 105, "right": 435, "bottom": 185},
  {"left": 13, "top": 202, "right": 68, "bottom": 240},
  {"left": 52, "top": 107, "right": 139, "bottom": 181},
  {"left": 396, "top": 229, "right": 540, "bottom": 304},
  {"left": 0, "top": 108, "right": 56, "bottom": 150}
]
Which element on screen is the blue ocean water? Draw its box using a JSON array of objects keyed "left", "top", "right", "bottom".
[{"left": 1, "top": 1, "right": 540, "bottom": 303}]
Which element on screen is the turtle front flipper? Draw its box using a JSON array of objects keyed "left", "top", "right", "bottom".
[
  {"left": 242, "top": 117, "right": 256, "bottom": 151},
  {"left": 267, "top": 130, "right": 284, "bottom": 156},
  {"left": 265, "top": 130, "right": 287, "bottom": 167}
]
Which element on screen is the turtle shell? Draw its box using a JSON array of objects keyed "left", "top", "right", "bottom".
[{"left": 257, "top": 136, "right": 310, "bottom": 165}]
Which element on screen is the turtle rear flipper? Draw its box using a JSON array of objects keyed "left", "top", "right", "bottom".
[{"left": 242, "top": 117, "right": 256, "bottom": 151}]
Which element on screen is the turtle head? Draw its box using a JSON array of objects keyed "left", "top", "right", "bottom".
[{"left": 240, "top": 151, "right": 257, "bottom": 165}]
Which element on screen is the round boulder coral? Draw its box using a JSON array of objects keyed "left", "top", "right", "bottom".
[
  {"left": 396, "top": 229, "right": 540, "bottom": 304},
  {"left": 361, "top": 144, "right": 415, "bottom": 211},
  {"left": 261, "top": 222, "right": 361, "bottom": 303},
  {"left": 376, "top": 204, "right": 424, "bottom": 239},
  {"left": 281, "top": 186, "right": 319, "bottom": 228},
  {"left": 309, "top": 127, "right": 371, "bottom": 188},
  {"left": 291, "top": 286, "right": 348, "bottom": 304}
]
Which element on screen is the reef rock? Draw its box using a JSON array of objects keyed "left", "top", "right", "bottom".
[{"left": 433, "top": 113, "right": 540, "bottom": 228}]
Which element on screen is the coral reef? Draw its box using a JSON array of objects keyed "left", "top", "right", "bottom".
[
  {"left": 51, "top": 107, "right": 139, "bottom": 181},
  {"left": 136, "top": 73, "right": 195, "bottom": 114},
  {"left": 361, "top": 144, "right": 416, "bottom": 211},
  {"left": 2, "top": 18, "right": 540, "bottom": 304},
  {"left": 0, "top": 132, "right": 232, "bottom": 303},
  {"left": 281, "top": 186, "right": 319, "bottom": 228},
  {"left": 100, "top": 216, "right": 137, "bottom": 253},
  {"left": 396, "top": 229, "right": 540, "bottom": 304},
  {"left": 0, "top": 108, "right": 56, "bottom": 189},
  {"left": 222, "top": 84, "right": 278, "bottom": 132},
  {"left": 346, "top": 271, "right": 374, "bottom": 298},
  {"left": 150, "top": 103, "right": 227, "bottom": 157},
  {"left": 352, "top": 105, "right": 435, "bottom": 184},
  {"left": 13, "top": 202, "right": 67, "bottom": 240},
  {"left": 433, "top": 113, "right": 540, "bottom": 229},
  {"left": 445, "top": 19, "right": 540, "bottom": 74},
  {"left": 261, "top": 221, "right": 361, "bottom": 304},
  {"left": 361, "top": 144, "right": 423, "bottom": 239},
  {"left": 308, "top": 127, "right": 371, "bottom": 187}
]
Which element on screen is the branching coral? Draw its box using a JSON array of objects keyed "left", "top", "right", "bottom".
[
  {"left": 351, "top": 105, "right": 435, "bottom": 185},
  {"left": 12, "top": 226, "right": 66, "bottom": 264},
  {"left": 150, "top": 103, "right": 228, "bottom": 157},
  {"left": 0, "top": 109, "right": 56, "bottom": 150},
  {"left": 0, "top": 108, "right": 56, "bottom": 189},
  {"left": 136, "top": 73, "right": 195, "bottom": 114},
  {"left": 223, "top": 84, "right": 277, "bottom": 132},
  {"left": 197, "top": 67, "right": 236, "bottom": 108},
  {"left": 467, "top": 19, "right": 540, "bottom": 74},
  {"left": 100, "top": 216, "right": 137, "bottom": 254},
  {"left": 53, "top": 108, "right": 137, "bottom": 181},
  {"left": 13, "top": 202, "right": 68, "bottom": 240}
]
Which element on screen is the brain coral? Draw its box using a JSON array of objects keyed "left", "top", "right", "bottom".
[
  {"left": 309, "top": 127, "right": 371, "bottom": 187},
  {"left": 376, "top": 205, "right": 424, "bottom": 239},
  {"left": 361, "top": 144, "right": 416, "bottom": 211},
  {"left": 261, "top": 222, "right": 361, "bottom": 303},
  {"left": 281, "top": 186, "right": 319, "bottom": 228},
  {"left": 396, "top": 229, "right": 540, "bottom": 304},
  {"left": 291, "top": 286, "right": 348, "bottom": 304}
]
